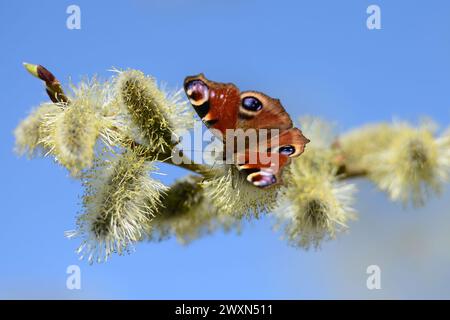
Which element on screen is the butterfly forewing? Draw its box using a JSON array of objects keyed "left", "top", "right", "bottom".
[
  {"left": 184, "top": 74, "right": 240, "bottom": 139},
  {"left": 238, "top": 91, "right": 293, "bottom": 131}
]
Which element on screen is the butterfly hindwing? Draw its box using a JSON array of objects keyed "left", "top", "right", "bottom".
[
  {"left": 269, "top": 128, "right": 309, "bottom": 158},
  {"left": 236, "top": 150, "right": 291, "bottom": 187},
  {"left": 234, "top": 128, "right": 309, "bottom": 187}
]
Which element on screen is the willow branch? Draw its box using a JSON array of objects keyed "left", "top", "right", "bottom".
[
  {"left": 21, "top": 63, "right": 213, "bottom": 178},
  {"left": 336, "top": 165, "right": 368, "bottom": 180},
  {"left": 22, "top": 63, "right": 369, "bottom": 182}
]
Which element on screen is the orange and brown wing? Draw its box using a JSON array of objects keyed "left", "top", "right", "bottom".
[
  {"left": 184, "top": 74, "right": 310, "bottom": 188},
  {"left": 237, "top": 91, "right": 293, "bottom": 131}
]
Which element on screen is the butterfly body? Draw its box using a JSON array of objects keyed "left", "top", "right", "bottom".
[{"left": 184, "top": 74, "right": 309, "bottom": 188}]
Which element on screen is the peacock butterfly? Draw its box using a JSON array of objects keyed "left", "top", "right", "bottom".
[{"left": 184, "top": 74, "right": 309, "bottom": 188}]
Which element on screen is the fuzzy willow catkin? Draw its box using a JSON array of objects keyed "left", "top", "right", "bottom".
[
  {"left": 40, "top": 100, "right": 101, "bottom": 176},
  {"left": 68, "top": 147, "right": 167, "bottom": 263},
  {"left": 116, "top": 70, "right": 194, "bottom": 154},
  {"left": 14, "top": 103, "right": 62, "bottom": 157},
  {"left": 148, "top": 175, "right": 240, "bottom": 244},
  {"left": 202, "top": 165, "right": 279, "bottom": 219},
  {"left": 275, "top": 147, "right": 357, "bottom": 249},
  {"left": 367, "top": 123, "right": 450, "bottom": 205},
  {"left": 340, "top": 122, "right": 450, "bottom": 206}
]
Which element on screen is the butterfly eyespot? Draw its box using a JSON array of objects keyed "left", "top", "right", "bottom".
[
  {"left": 242, "top": 96, "right": 263, "bottom": 112},
  {"left": 184, "top": 80, "right": 209, "bottom": 106},
  {"left": 278, "top": 145, "right": 296, "bottom": 156},
  {"left": 247, "top": 171, "right": 277, "bottom": 188}
]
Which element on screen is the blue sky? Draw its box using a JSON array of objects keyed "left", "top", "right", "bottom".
[{"left": 1, "top": 0, "right": 450, "bottom": 299}]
